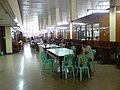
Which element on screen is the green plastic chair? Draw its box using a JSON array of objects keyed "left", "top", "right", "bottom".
[
  {"left": 39, "top": 50, "right": 54, "bottom": 74},
  {"left": 70, "top": 46, "right": 76, "bottom": 51},
  {"left": 89, "top": 49, "right": 96, "bottom": 72},
  {"left": 76, "top": 54, "right": 90, "bottom": 81},
  {"left": 63, "top": 54, "right": 75, "bottom": 79}
]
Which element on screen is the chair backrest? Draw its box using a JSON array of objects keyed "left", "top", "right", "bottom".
[
  {"left": 77, "top": 54, "right": 90, "bottom": 67},
  {"left": 71, "top": 46, "right": 76, "bottom": 51},
  {"left": 39, "top": 46, "right": 43, "bottom": 52},
  {"left": 40, "top": 50, "right": 47, "bottom": 62},
  {"left": 63, "top": 54, "right": 75, "bottom": 67},
  {"left": 92, "top": 49, "right": 96, "bottom": 57}
]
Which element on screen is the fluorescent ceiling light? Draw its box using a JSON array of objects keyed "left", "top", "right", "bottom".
[
  {"left": 46, "top": 26, "right": 55, "bottom": 29},
  {"left": 117, "top": 11, "right": 120, "bottom": 13},
  {"left": 57, "top": 27, "right": 68, "bottom": 29},
  {"left": 27, "top": 1, "right": 43, "bottom": 3},
  {"left": 87, "top": 9, "right": 109, "bottom": 13},
  {"left": 39, "top": 29, "right": 48, "bottom": 34},
  {"left": 73, "top": 23, "right": 86, "bottom": 25},
  {"left": 14, "top": 17, "right": 18, "bottom": 23},
  {"left": 57, "top": 22, "right": 69, "bottom": 26}
]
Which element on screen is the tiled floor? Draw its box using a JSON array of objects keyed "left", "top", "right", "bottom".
[{"left": 0, "top": 43, "right": 120, "bottom": 90}]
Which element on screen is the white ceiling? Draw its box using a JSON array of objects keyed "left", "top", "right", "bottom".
[
  {"left": 0, "top": 0, "right": 17, "bottom": 26},
  {"left": 1, "top": 0, "right": 120, "bottom": 31},
  {"left": 19, "top": 0, "right": 112, "bottom": 29}
]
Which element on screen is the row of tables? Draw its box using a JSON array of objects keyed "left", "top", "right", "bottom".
[{"left": 38, "top": 43, "right": 74, "bottom": 78}]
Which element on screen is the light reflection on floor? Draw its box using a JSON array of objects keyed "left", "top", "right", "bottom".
[
  {"left": 19, "top": 57, "right": 24, "bottom": 76},
  {"left": 0, "top": 43, "right": 119, "bottom": 90},
  {"left": 23, "top": 43, "right": 32, "bottom": 58}
]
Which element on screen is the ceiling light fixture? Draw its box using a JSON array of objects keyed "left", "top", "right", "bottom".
[
  {"left": 72, "top": 23, "right": 86, "bottom": 25},
  {"left": 14, "top": 17, "right": 18, "bottom": 23},
  {"left": 46, "top": 26, "right": 55, "bottom": 29},
  {"left": 87, "top": 9, "right": 109, "bottom": 13},
  {"left": 57, "top": 22, "right": 69, "bottom": 26},
  {"left": 57, "top": 27, "right": 68, "bottom": 29},
  {"left": 27, "top": 1, "right": 43, "bottom": 3}
]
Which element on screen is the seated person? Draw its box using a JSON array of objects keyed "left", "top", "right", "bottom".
[
  {"left": 75, "top": 45, "right": 84, "bottom": 56},
  {"left": 84, "top": 41, "right": 94, "bottom": 61},
  {"left": 70, "top": 42, "right": 76, "bottom": 51},
  {"left": 74, "top": 44, "right": 84, "bottom": 65},
  {"left": 18, "top": 39, "right": 23, "bottom": 50},
  {"left": 59, "top": 39, "right": 65, "bottom": 47},
  {"left": 43, "top": 39, "right": 47, "bottom": 43}
]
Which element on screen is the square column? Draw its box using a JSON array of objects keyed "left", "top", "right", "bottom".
[
  {"left": 70, "top": 0, "right": 77, "bottom": 39},
  {"left": 5, "top": 27, "right": 13, "bottom": 53},
  {"left": 48, "top": 15, "right": 51, "bottom": 26},
  {"left": 43, "top": 18, "right": 46, "bottom": 29},
  {"left": 109, "top": 0, "right": 116, "bottom": 41},
  {"left": 56, "top": 8, "right": 60, "bottom": 38},
  {"left": 48, "top": 15, "right": 52, "bottom": 38}
]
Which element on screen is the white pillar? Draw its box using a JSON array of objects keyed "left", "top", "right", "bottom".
[
  {"left": 70, "top": 23, "right": 73, "bottom": 39},
  {"left": 5, "top": 27, "right": 13, "bottom": 53},
  {"left": 48, "top": 15, "right": 51, "bottom": 26},
  {"left": 70, "top": 0, "right": 77, "bottom": 20},
  {"left": 56, "top": 8, "right": 60, "bottom": 38},
  {"left": 69, "top": 0, "right": 77, "bottom": 39},
  {"left": 109, "top": 0, "right": 116, "bottom": 41},
  {"left": 43, "top": 18, "right": 46, "bottom": 29},
  {"left": 48, "top": 15, "right": 52, "bottom": 38},
  {"left": 40, "top": 19, "right": 44, "bottom": 29},
  {"left": 55, "top": 27, "right": 58, "bottom": 38},
  {"left": 110, "top": 7, "right": 116, "bottom": 41},
  {"left": 39, "top": 23, "right": 42, "bottom": 30}
]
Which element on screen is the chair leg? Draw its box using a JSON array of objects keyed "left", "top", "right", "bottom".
[
  {"left": 72, "top": 67, "right": 75, "bottom": 78},
  {"left": 92, "top": 62, "right": 95, "bottom": 72},
  {"left": 41, "top": 64, "right": 45, "bottom": 74},
  {"left": 89, "top": 62, "right": 93, "bottom": 72},
  {"left": 76, "top": 68, "right": 79, "bottom": 77},
  {"left": 50, "top": 63, "right": 54, "bottom": 73},
  {"left": 87, "top": 68, "right": 90, "bottom": 79},
  {"left": 65, "top": 68, "right": 67, "bottom": 79},
  {"left": 79, "top": 68, "right": 82, "bottom": 81}
]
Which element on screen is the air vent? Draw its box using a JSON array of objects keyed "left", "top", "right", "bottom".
[
  {"left": 0, "top": 24, "right": 10, "bottom": 26},
  {"left": 27, "top": 1, "right": 43, "bottom": 3}
]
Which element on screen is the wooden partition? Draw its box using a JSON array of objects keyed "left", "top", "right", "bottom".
[
  {"left": 74, "top": 13, "right": 109, "bottom": 41},
  {"left": 116, "top": 5, "right": 120, "bottom": 42},
  {"left": 53, "top": 38, "right": 119, "bottom": 64},
  {"left": 99, "top": 13, "right": 109, "bottom": 41}
]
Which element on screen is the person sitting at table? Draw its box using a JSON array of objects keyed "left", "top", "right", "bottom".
[
  {"left": 43, "top": 38, "right": 47, "bottom": 44},
  {"left": 84, "top": 41, "right": 94, "bottom": 61},
  {"left": 84, "top": 41, "right": 94, "bottom": 77},
  {"left": 18, "top": 39, "right": 23, "bottom": 50},
  {"left": 75, "top": 44, "right": 85, "bottom": 56},
  {"left": 59, "top": 39, "right": 65, "bottom": 47},
  {"left": 70, "top": 42, "right": 76, "bottom": 51}
]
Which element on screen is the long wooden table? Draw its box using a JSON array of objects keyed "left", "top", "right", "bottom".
[{"left": 47, "top": 48, "right": 74, "bottom": 78}]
